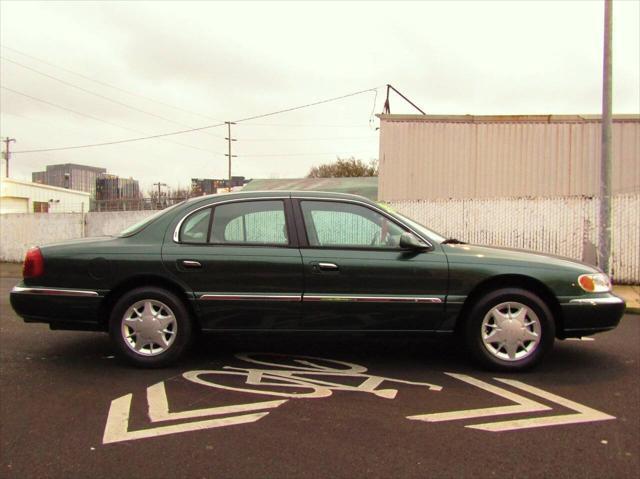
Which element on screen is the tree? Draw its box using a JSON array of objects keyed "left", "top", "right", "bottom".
[{"left": 307, "top": 157, "right": 378, "bottom": 178}]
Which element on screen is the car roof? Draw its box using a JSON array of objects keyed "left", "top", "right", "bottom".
[{"left": 188, "top": 190, "right": 378, "bottom": 206}]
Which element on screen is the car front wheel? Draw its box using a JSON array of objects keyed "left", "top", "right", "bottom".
[
  {"left": 109, "top": 287, "right": 192, "bottom": 368},
  {"left": 464, "top": 288, "right": 555, "bottom": 371}
]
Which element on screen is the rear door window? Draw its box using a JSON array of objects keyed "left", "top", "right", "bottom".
[{"left": 211, "top": 200, "right": 289, "bottom": 245}]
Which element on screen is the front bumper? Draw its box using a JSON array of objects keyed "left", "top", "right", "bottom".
[
  {"left": 559, "top": 294, "right": 626, "bottom": 338},
  {"left": 10, "top": 284, "right": 106, "bottom": 331}
]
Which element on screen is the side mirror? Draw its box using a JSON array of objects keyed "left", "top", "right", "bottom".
[{"left": 399, "top": 232, "right": 431, "bottom": 251}]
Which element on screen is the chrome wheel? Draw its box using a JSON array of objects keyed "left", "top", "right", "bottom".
[
  {"left": 481, "top": 301, "right": 541, "bottom": 362},
  {"left": 121, "top": 299, "right": 177, "bottom": 356}
]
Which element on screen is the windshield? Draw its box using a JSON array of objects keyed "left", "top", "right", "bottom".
[
  {"left": 377, "top": 202, "right": 447, "bottom": 243},
  {"left": 118, "top": 201, "right": 185, "bottom": 237}
]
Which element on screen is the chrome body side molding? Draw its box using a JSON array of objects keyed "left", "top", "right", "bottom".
[
  {"left": 11, "top": 286, "right": 100, "bottom": 297},
  {"left": 569, "top": 297, "right": 625, "bottom": 305},
  {"left": 199, "top": 293, "right": 302, "bottom": 302},
  {"left": 304, "top": 294, "right": 442, "bottom": 303},
  {"left": 196, "top": 292, "right": 443, "bottom": 304}
]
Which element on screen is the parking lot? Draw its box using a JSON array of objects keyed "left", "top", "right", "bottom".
[{"left": 1, "top": 275, "right": 638, "bottom": 479}]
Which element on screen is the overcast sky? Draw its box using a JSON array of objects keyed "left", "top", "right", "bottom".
[{"left": 1, "top": 0, "right": 638, "bottom": 193}]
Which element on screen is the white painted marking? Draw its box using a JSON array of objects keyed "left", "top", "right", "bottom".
[
  {"left": 103, "top": 386, "right": 285, "bottom": 444},
  {"left": 146, "top": 382, "right": 287, "bottom": 422},
  {"left": 407, "top": 373, "right": 551, "bottom": 422},
  {"left": 466, "top": 378, "right": 615, "bottom": 432},
  {"left": 408, "top": 373, "right": 615, "bottom": 432},
  {"left": 566, "top": 337, "right": 595, "bottom": 341},
  {"left": 103, "top": 394, "right": 269, "bottom": 444}
]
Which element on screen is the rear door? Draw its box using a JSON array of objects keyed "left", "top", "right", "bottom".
[
  {"left": 162, "top": 197, "right": 303, "bottom": 330},
  {"left": 294, "top": 198, "right": 448, "bottom": 331}
]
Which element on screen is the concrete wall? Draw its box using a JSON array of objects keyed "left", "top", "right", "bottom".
[
  {"left": 0, "top": 210, "right": 154, "bottom": 263},
  {"left": 85, "top": 211, "right": 155, "bottom": 237},
  {"left": 0, "top": 213, "right": 85, "bottom": 262}
]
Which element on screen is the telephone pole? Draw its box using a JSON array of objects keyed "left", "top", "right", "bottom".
[
  {"left": 153, "top": 182, "right": 167, "bottom": 208},
  {"left": 2, "top": 137, "right": 16, "bottom": 178},
  {"left": 225, "top": 121, "right": 237, "bottom": 192},
  {"left": 598, "top": 0, "right": 613, "bottom": 275}
]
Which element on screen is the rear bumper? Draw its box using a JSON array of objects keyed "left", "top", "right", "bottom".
[
  {"left": 10, "top": 285, "right": 106, "bottom": 331},
  {"left": 559, "top": 294, "right": 626, "bottom": 338}
]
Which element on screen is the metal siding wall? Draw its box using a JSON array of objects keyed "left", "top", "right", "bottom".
[
  {"left": 388, "top": 194, "right": 639, "bottom": 284},
  {"left": 379, "top": 118, "right": 640, "bottom": 201}
]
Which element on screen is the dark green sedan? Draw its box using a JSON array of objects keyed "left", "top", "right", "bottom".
[{"left": 10, "top": 191, "right": 625, "bottom": 370}]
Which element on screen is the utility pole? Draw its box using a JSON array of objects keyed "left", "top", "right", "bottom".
[
  {"left": 153, "top": 182, "right": 167, "bottom": 208},
  {"left": 2, "top": 137, "right": 16, "bottom": 178},
  {"left": 598, "top": 0, "right": 613, "bottom": 275},
  {"left": 225, "top": 121, "right": 237, "bottom": 192}
]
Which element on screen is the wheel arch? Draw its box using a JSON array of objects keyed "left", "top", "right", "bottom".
[
  {"left": 99, "top": 275, "right": 198, "bottom": 331},
  {"left": 455, "top": 274, "right": 564, "bottom": 337}
]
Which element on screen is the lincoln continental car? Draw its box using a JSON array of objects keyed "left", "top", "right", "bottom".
[{"left": 10, "top": 191, "right": 625, "bottom": 370}]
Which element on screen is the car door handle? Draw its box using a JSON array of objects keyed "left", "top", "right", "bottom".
[
  {"left": 181, "top": 260, "right": 202, "bottom": 269},
  {"left": 317, "top": 262, "right": 339, "bottom": 271}
]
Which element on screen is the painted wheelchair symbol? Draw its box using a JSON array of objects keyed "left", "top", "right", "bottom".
[{"left": 183, "top": 353, "right": 443, "bottom": 399}]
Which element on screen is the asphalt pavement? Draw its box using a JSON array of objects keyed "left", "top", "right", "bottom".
[{"left": 1, "top": 276, "right": 638, "bottom": 479}]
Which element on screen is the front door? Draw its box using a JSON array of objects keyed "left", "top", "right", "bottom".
[
  {"left": 162, "top": 199, "right": 303, "bottom": 330},
  {"left": 295, "top": 199, "right": 448, "bottom": 331}
]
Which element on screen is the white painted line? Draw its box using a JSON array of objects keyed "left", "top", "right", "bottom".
[
  {"left": 565, "top": 337, "right": 595, "bottom": 341},
  {"left": 407, "top": 373, "right": 551, "bottom": 423},
  {"left": 146, "top": 382, "right": 287, "bottom": 422},
  {"left": 466, "top": 378, "right": 615, "bottom": 432},
  {"left": 103, "top": 393, "right": 272, "bottom": 444}
]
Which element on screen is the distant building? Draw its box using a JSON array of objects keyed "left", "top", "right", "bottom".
[
  {"left": 96, "top": 175, "right": 141, "bottom": 201},
  {"left": 191, "top": 176, "right": 248, "bottom": 195},
  {"left": 32, "top": 163, "right": 106, "bottom": 197}
]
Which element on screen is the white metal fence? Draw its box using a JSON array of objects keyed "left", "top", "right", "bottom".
[
  {"left": 389, "top": 194, "right": 639, "bottom": 284},
  {"left": 1, "top": 194, "right": 638, "bottom": 283}
]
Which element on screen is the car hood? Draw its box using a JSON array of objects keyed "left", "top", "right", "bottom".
[{"left": 442, "top": 243, "right": 599, "bottom": 273}]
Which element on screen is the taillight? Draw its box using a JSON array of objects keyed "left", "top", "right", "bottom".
[{"left": 23, "top": 247, "right": 44, "bottom": 278}]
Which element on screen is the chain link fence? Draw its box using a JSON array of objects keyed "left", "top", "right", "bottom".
[
  {"left": 91, "top": 197, "right": 190, "bottom": 212},
  {"left": 389, "top": 194, "right": 639, "bottom": 284}
]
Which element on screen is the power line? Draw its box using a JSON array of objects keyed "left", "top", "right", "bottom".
[
  {"left": 240, "top": 151, "right": 377, "bottom": 158},
  {"left": 240, "top": 136, "right": 377, "bottom": 142},
  {"left": 233, "top": 87, "right": 380, "bottom": 124},
  {"left": 8, "top": 86, "right": 380, "bottom": 154},
  {"left": 236, "top": 122, "right": 376, "bottom": 128},
  {"left": 2, "top": 86, "right": 225, "bottom": 154},
  {"left": 0, "top": 44, "right": 223, "bottom": 123},
  {"left": 1, "top": 56, "right": 224, "bottom": 140}
]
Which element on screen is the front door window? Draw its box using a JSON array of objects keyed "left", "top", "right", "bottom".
[{"left": 300, "top": 200, "right": 405, "bottom": 249}]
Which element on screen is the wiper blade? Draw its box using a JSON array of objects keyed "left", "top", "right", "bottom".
[{"left": 442, "top": 238, "right": 467, "bottom": 245}]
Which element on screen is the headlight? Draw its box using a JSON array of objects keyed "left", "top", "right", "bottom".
[{"left": 577, "top": 273, "right": 612, "bottom": 293}]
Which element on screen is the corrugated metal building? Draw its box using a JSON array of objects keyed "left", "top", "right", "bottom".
[
  {"left": 378, "top": 114, "right": 639, "bottom": 201},
  {"left": 377, "top": 114, "right": 639, "bottom": 283},
  {"left": 32, "top": 163, "right": 107, "bottom": 198}
]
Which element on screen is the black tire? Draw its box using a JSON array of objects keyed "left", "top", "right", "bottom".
[
  {"left": 463, "top": 288, "right": 555, "bottom": 371},
  {"left": 109, "top": 287, "right": 192, "bottom": 368}
]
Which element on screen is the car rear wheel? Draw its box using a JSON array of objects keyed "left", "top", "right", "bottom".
[
  {"left": 463, "top": 288, "right": 555, "bottom": 371},
  {"left": 109, "top": 287, "right": 192, "bottom": 368}
]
